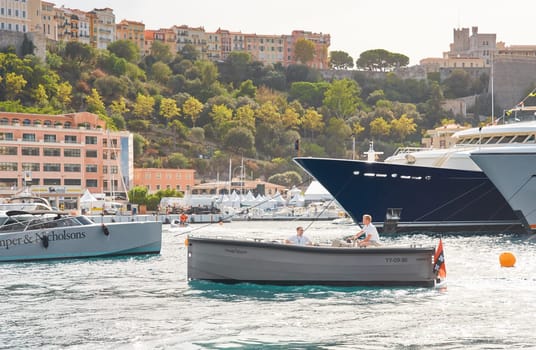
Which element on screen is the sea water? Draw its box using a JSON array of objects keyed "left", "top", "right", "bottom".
[{"left": 1, "top": 221, "right": 536, "bottom": 349}]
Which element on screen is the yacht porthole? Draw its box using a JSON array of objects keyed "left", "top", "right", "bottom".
[
  {"left": 425, "top": 176, "right": 432, "bottom": 180},
  {"left": 391, "top": 173, "right": 398, "bottom": 178},
  {"left": 353, "top": 171, "right": 360, "bottom": 175}
]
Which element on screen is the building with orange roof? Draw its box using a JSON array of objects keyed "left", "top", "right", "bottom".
[{"left": 116, "top": 19, "right": 145, "bottom": 54}]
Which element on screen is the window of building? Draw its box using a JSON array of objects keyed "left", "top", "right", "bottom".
[
  {"left": 43, "top": 163, "right": 61, "bottom": 172},
  {"left": 64, "top": 179, "right": 81, "bottom": 186},
  {"left": 111, "top": 165, "right": 118, "bottom": 174},
  {"left": 43, "top": 120, "right": 51, "bottom": 127},
  {"left": 64, "top": 164, "right": 81, "bottom": 172},
  {"left": 176, "top": 173, "right": 181, "bottom": 179},
  {"left": 0, "top": 162, "right": 18, "bottom": 171},
  {"left": 86, "top": 150, "right": 98, "bottom": 158},
  {"left": 64, "top": 122, "right": 72, "bottom": 129},
  {"left": 156, "top": 185, "right": 161, "bottom": 190},
  {"left": 176, "top": 185, "right": 181, "bottom": 191},
  {"left": 85, "top": 136, "right": 98, "bottom": 144},
  {"left": 86, "top": 164, "right": 98, "bottom": 173},
  {"left": 65, "top": 135, "right": 77, "bottom": 144},
  {"left": 155, "top": 172, "right": 161, "bottom": 179},
  {"left": 103, "top": 166, "right": 108, "bottom": 174},
  {"left": 0, "top": 147, "right": 17, "bottom": 155},
  {"left": 64, "top": 149, "right": 81, "bottom": 157},
  {"left": 22, "top": 133, "right": 36, "bottom": 141},
  {"left": 22, "top": 119, "right": 31, "bottom": 125},
  {"left": 43, "top": 148, "right": 60, "bottom": 157},
  {"left": 44, "top": 134, "right": 56, "bottom": 143},
  {"left": 0, "top": 118, "right": 7, "bottom": 125},
  {"left": 21, "top": 147, "right": 40, "bottom": 156},
  {"left": 44, "top": 179, "right": 60, "bottom": 185},
  {"left": 86, "top": 179, "right": 98, "bottom": 188},
  {"left": 0, "top": 132, "right": 13, "bottom": 141},
  {"left": 22, "top": 163, "right": 40, "bottom": 171}
]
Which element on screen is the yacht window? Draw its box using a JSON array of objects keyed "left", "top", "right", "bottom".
[
  {"left": 487, "top": 136, "right": 501, "bottom": 144},
  {"left": 526, "top": 135, "right": 535, "bottom": 143},
  {"left": 480, "top": 137, "right": 491, "bottom": 144},
  {"left": 352, "top": 171, "right": 360, "bottom": 175},
  {"left": 499, "top": 135, "right": 514, "bottom": 143},
  {"left": 511, "top": 135, "right": 527, "bottom": 143},
  {"left": 401, "top": 175, "right": 411, "bottom": 179},
  {"left": 468, "top": 138, "right": 478, "bottom": 144}
]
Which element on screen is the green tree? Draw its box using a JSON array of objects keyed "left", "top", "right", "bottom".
[
  {"left": 236, "top": 79, "right": 257, "bottom": 98},
  {"left": 370, "top": 117, "right": 391, "bottom": 139},
  {"left": 224, "top": 127, "right": 254, "bottom": 154},
  {"left": 56, "top": 81, "right": 72, "bottom": 109},
  {"left": 180, "top": 44, "right": 199, "bottom": 61},
  {"left": 32, "top": 84, "right": 48, "bottom": 107},
  {"left": 128, "top": 186, "right": 148, "bottom": 205},
  {"left": 150, "top": 40, "right": 173, "bottom": 63},
  {"left": 85, "top": 88, "right": 106, "bottom": 115},
  {"left": 151, "top": 61, "right": 172, "bottom": 84},
  {"left": 159, "top": 97, "right": 180, "bottom": 119},
  {"left": 168, "top": 152, "right": 191, "bottom": 168},
  {"left": 329, "top": 50, "right": 354, "bottom": 69},
  {"left": 133, "top": 93, "right": 155, "bottom": 118},
  {"left": 301, "top": 108, "right": 324, "bottom": 138},
  {"left": 324, "top": 117, "right": 352, "bottom": 157},
  {"left": 390, "top": 114, "right": 417, "bottom": 141},
  {"left": 5, "top": 72, "right": 27, "bottom": 99},
  {"left": 182, "top": 96, "right": 204, "bottom": 127},
  {"left": 109, "top": 97, "right": 129, "bottom": 117},
  {"left": 294, "top": 38, "right": 315, "bottom": 64},
  {"left": 268, "top": 171, "right": 302, "bottom": 187},
  {"left": 323, "top": 79, "right": 361, "bottom": 119},
  {"left": 234, "top": 104, "right": 256, "bottom": 132},
  {"left": 107, "top": 40, "right": 140, "bottom": 63},
  {"left": 356, "top": 49, "right": 409, "bottom": 71}
]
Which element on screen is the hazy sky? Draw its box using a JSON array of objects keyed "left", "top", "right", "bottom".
[{"left": 56, "top": 0, "right": 536, "bottom": 65}]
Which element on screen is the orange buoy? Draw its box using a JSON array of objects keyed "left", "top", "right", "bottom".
[
  {"left": 499, "top": 252, "right": 516, "bottom": 267},
  {"left": 184, "top": 238, "right": 189, "bottom": 246}
]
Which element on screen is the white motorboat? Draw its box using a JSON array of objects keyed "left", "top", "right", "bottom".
[
  {"left": 0, "top": 195, "right": 52, "bottom": 212},
  {"left": 0, "top": 211, "right": 162, "bottom": 262},
  {"left": 187, "top": 236, "right": 445, "bottom": 287}
]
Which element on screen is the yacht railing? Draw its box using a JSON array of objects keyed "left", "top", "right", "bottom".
[{"left": 391, "top": 147, "right": 432, "bottom": 156}]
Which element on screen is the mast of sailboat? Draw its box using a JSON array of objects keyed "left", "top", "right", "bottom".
[{"left": 491, "top": 51, "right": 494, "bottom": 124}]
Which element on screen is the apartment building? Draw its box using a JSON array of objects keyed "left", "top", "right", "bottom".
[
  {"left": 116, "top": 19, "right": 145, "bottom": 54},
  {"left": 0, "top": 0, "right": 33, "bottom": 32},
  {"left": 144, "top": 27, "right": 176, "bottom": 56},
  {"left": 420, "top": 56, "right": 486, "bottom": 73},
  {"left": 173, "top": 25, "right": 208, "bottom": 59},
  {"left": 286, "top": 30, "right": 330, "bottom": 69},
  {"left": 0, "top": 111, "right": 133, "bottom": 199},
  {"left": 41, "top": 1, "right": 56, "bottom": 40},
  {"left": 87, "top": 7, "right": 115, "bottom": 49},
  {"left": 133, "top": 168, "right": 195, "bottom": 194}
]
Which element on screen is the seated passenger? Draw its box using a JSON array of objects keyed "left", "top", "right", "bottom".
[{"left": 285, "top": 226, "right": 312, "bottom": 245}]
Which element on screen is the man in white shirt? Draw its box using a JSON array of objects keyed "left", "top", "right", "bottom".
[
  {"left": 285, "top": 226, "right": 312, "bottom": 245},
  {"left": 352, "top": 214, "right": 380, "bottom": 247}
]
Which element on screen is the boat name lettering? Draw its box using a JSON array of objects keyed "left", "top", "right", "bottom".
[
  {"left": 41, "top": 230, "right": 87, "bottom": 242},
  {"left": 384, "top": 257, "right": 408, "bottom": 263},
  {"left": 0, "top": 237, "right": 23, "bottom": 250},
  {"left": 224, "top": 248, "right": 248, "bottom": 254},
  {"left": 0, "top": 230, "right": 87, "bottom": 250}
]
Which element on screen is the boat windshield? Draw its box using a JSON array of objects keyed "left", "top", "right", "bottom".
[{"left": 0, "top": 213, "right": 93, "bottom": 233}]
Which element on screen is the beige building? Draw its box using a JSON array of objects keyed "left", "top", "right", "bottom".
[
  {"left": 116, "top": 19, "right": 145, "bottom": 54},
  {"left": 41, "top": 1, "right": 57, "bottom": 40},
  {"left": 88, "top": 7, "right": 115, "bottom": 49},
  {"left": 0, "top": 0, "right": 34, "bottom": 32},
  {"left": 420, "top": 56, "right": 486, "bottom": 73},
  {"left": 422, "top": 124, "right": 469, "bottom": 149}
]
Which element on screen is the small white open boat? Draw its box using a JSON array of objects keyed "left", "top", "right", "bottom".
[{"left": 187, "top": 236, "right": 445, "bottom": 287}]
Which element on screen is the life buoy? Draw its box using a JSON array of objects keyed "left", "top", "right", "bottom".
[{"left": 102, "top": 224, "right": 110, "bottom": 236}]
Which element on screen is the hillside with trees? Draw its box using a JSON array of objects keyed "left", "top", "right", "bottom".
[{"left": 0, "top": 42, "right": 492, "bottom": 185}]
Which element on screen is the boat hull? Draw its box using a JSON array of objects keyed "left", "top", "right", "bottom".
[
  {"left": 293, "top": 157, "right": 518, "bottom": 230},
  {"left": 187, "top": 237, "right": 436, "bottom": 287},
  {"left": 0, "top": 221, "right": 162, "bottom": 262},
  {"left": 471, "top": 149, "right": 536, "bottom": 231}
]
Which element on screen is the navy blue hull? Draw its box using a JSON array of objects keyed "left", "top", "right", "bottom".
[{"left": 294, "top": 157, "right": 518, "bottom": 226}]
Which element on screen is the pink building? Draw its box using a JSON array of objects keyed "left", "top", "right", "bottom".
[
  {"left": 0, "top": 111, "right": 133, "bottom": 201},
  {"left": 133, "top": 168, "right": 195, "bottom": 194}
]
